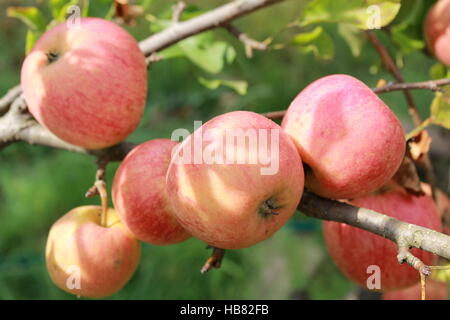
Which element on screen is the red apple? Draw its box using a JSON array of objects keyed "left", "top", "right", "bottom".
[
  {"left": 112, "top": 139, "right": 191, "bottom": 245},
  {"left": 383, "top": 280, "right": 448, "bottom": 300},
  {"left": 281, "top": 74, "right": 405, "bottom": 199},
  {"left": 425, "top": 0, "right": 450, "bottom": 67},
  {"left": 46, "top": 206, "right": 141, "bottom": 298},
  {"left": 166, "top": 111, "right": 304, "bottom": 249},
  {"left": 21, "top": 17, "right": 147, "bottom": 149},
  {"left": 323, "top": 190, "right": 442, "bottom": 291}
]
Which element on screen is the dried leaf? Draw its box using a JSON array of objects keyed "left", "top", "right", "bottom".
[
  {"left": 114, "top": 0, "right": 143, "bottom": 25},
  {"left": 391, "top": 154, "right": 423, "bottom": 196},
  {"left": 409, "top": 130, "right": 432, "bottom": 162}
]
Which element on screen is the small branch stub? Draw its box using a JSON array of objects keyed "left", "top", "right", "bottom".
[{"left": 201, "top": 246, "right": 226, "bottom": 274}]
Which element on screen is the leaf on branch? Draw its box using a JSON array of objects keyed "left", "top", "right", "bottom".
[
  {"left": 429, "top": 63, "right": 448, "bottom": 80},
  {"left": 389, "top": 0, "right": 426, "bottom": 54},
  {"left": 198, "top": 77, "right": 248, "bottom": 95},
  {"left": 431, "top": 86, "right": 450, "bottom": 130},
  {"left": 7, "top": 6, "right": 47, "bottom": 32},
  {"left": 338, "top": 23, "right": 364, "bottom": 57},
  {"left": 292, "top": 26, "right": 334, "bottom": 61},
  {"left": 25, "top": 30, "right": 41, "bottom": 55},
  {"left": 409, "top": 130, "right": 432, "bottom": 162},
  {"left": 298, "top": 0, "right": 401, "bottom": 30}
]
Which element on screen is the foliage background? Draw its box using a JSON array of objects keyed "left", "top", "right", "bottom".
[{"left": 0, "top": 0, "right": 448, "bottom": 299}]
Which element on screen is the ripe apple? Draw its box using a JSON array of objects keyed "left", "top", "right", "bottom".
[
  {"left": 166, "top": 111, "right": 304, "bottom": 249},
  {"left": 21, "top": 17, "right": 147, "bottom": 149},
  {"left": 281, "top": 74, "right": 405, "bottom": 200},
  {"left": 383, "top": 280, "right": 448, "bottom": 300},
  {"left": 112, "top": 139, "right": 191, "bottom": 245},
  {"left": 46, "top": 206, "right": 141, "bottom": 298},
  {"left": 425, "top": 0, "right": 450, "bottom": 67},
  {"left": 323, "top": 190, "right": 442, "bottom": 291}
]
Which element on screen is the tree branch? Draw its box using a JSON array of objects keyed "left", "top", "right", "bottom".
[
  {"left": 299, "top": 191, "right": 450, "bottom": 261},
  {"left": 138, "top": 0, "right": 284, "bottom": 55}
]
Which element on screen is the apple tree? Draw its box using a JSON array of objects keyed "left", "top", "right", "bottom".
[{"left": 1, "top": 0, "right": 450, "bottom": 300}]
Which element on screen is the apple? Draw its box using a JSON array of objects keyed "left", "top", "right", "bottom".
[
  {"left": 46, "top": 206, "right": 141, "bottom": 298},
  {"left": 112, "top": 139, "right": 191, "bottom": 245},
  {"left": 383, "top": 280, "right": 448, "bottom": 300},
  {"left": 425, "top": 0, "right": 450, "bottom": 67},
  {"left": 21, "top": 17, "right": 147, "bottom": 149},
  {"left": 323, "top": 190, "right": 442, "bottom": 291},
  {"left": 281, "top": 74, "right": 405, "bottom": 200},
  {"left": 166, "top": 111, "right": 304, "bottom": 249}
]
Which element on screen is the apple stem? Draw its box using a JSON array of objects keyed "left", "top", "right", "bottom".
[
  {"left": 201, "top": 246, "right": 225, "bottom": 274},
  {"left": 420, "top": 273, "right": 426, "bottom": 300},
  {"left": 95, "top": 180, "right": 108, "bottom": 227}
]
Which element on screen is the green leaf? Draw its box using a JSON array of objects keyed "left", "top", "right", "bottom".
[
  {"left": 25, "top": 29, "right": 42, "bottom": 54},
  {"left": 48, "top": 0, "right": 67, "bottom": 18},
  {"left": 198, "top": 77, "right": 248, "bottom": 95},
  {"left": 179, "top": 37, "right": 235, "bottom": 73},
  {"left": 429, "top": 63, "right": 447, "bottom": 80},
  {"left": 299, "top": 0, "right": 401, "bottom": 30},
  {"left": 7, "top": 7, "right": 47, "bottom": 32},
  {"left": 389, "top": 0, "right": 426, "bottom": 54},
  {"left": 338, "top": 23, "right": 364, "bottom": 57},
  {"left": 82, "top": 0, "right": 90, "bottom": 17},
  {"left": 292, "top": 26, "right": 334, "bottom": 60},
  {"left": 430, "top": 86, "right": 450, "bottom": 129}
]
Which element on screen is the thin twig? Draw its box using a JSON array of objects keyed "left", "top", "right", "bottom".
[
  {"left": 374, "top": 78, "right": 450, "bottom": 94},
  {"left": 223, "top": 23, "right": 269, "bottom": 58},
  {"left": 397, "top": 244, "right": 431, "bottom": 276},
  {"left": 145, "top": 52, "right": 163, "bottom": 67},
  {"left": 172, "top": 1, "right": 187, "bottom": 24},
  {"left": 261, "top": 110, "right": 286, "bottom": 120},
  {"left": 261, "top": 78, "right": 450, "bottom": 120},
  {"left": 0, "top": 85, "right": 21, "bottom": 116}
]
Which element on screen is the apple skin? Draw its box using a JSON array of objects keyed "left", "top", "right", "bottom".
[
  {"left": 323, "top": 190, "right": 442, "bottom": 291},
  {"left": 425, "top": 0, "right": 450, "bottom": 67},
  {"left": 281, "top": 74, "right": 405, "bottom": 200},
  {"left": 383, "top": 280, "right": 448, "bottom": 300},
  {"left": 21, "top": 17, "right": 147, "bottom": 149},
  {"left": 166, "top": 111, "right": 304, "bottom": 249},
  {"left": 46, "top": 206, "right": 141, "bottom": 298},
  {"left": 112, "top": 139, "right": 191, "bottom": 245}
]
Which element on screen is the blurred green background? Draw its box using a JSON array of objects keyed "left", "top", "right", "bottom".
[{"left": 0, "top": 0, "right": 448, "bottom": 299}]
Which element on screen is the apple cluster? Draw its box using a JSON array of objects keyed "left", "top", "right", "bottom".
[{"left": 21, "top": 18, "right": 444, "bottom": 299}]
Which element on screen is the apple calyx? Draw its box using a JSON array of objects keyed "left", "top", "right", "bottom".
[
  {"left": 258, "top": 197, "right": 281, "bottom": 217},
  {"left": 46, "top": 51, "right": 60, "bottom": 64}
]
